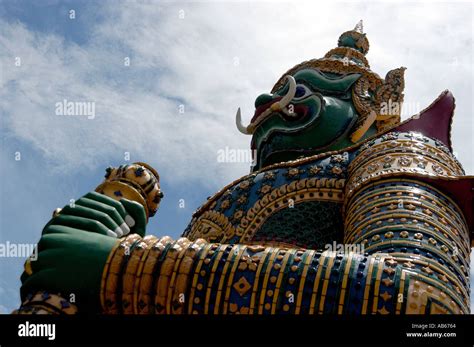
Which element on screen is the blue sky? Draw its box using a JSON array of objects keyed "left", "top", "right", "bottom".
[{"left": 0, "top": 0, "right": 473, "bottom": 313}]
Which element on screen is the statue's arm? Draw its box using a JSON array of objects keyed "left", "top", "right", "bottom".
[
  {"left": 98, "top": 234, "right": 401, "bottom": 314},
  {"left": 14, "top": 135, "right": 471, "bottom": 314},
  {"left": 15, "top": 216, "right": 468, "bottom": 315}
]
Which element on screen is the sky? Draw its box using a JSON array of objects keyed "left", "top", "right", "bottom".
[{"left": 0, "top": 0, "right": 473, "bottom": 313}]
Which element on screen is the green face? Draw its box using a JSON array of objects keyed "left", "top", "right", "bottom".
[{"left": 251, "top": 68, "right": 377, "bottom": 170}]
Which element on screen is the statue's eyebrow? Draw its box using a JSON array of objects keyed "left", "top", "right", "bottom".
[{"left": 288, "top": 69, "right": 361, "bottom": 96}]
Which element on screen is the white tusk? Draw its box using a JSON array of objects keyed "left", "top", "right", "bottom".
[
  {"left": 235, "top": 76, "right": 295, "bottom": 134},
  {"left": 278, "top": 75, "right": 297, "bottom": 109},
  {"left": 235, "top": 107, "right": 253, "bottom": 135}
]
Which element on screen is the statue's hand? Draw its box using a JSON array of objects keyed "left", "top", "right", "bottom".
[
  {"left": 20, "top": 226, "right": 117, "bottom": 312},
  {"left": 47, "top": 191, "right": 147, "bottom": 238},
  {"left": 19, "top": 191, "right": 148, "bottom": 312}
]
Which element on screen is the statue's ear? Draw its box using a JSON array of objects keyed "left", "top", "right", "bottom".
[
  {"left": 350, "top": 67, "right": 406, "bottom": 143},
  {"left": 373, "top": 67, "right": 406, "bottom": 132},
  {"left": 379, "top": 67, "right": 406, "bottom": 109}
]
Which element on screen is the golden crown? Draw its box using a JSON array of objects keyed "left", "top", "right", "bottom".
[{"left": 272, "top": 21, "right": 406, "bottom": 142}]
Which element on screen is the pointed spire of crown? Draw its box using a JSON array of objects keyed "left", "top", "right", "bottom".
[
  {"left": 337, "top": 21, "right": 369, "bottom": 55},
  {"left": 354, "top": 19, "right": 364, "bottom": 33}
]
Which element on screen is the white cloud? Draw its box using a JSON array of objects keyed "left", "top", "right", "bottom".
[{"left": 1, "top": 1, "right": 472, "bottom": 186}]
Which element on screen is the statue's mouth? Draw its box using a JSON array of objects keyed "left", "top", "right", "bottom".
[
  {"left": 250, "top": 101, "right": 319, "bottom": 170},
  {"left": 251, "top": 96, "right": 283, "bottom": 123},
  {"left": 252, "top": 98, "right": 311, "bottom": 129},
  {"left": 236, "top": 75, "right": 298, "bottom": 135}
]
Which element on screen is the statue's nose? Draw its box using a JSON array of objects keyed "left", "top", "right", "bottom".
[{"left": 254, "top": 93, "right": 273, "bottom": 108}]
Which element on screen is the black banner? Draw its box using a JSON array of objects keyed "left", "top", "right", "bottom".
[{"left": 0, "top": 314, "right": 473, "bottom": 345}]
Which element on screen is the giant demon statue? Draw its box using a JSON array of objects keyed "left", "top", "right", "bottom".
[{"left": 15, "top": 23, "right": 473, "bottom": 315}]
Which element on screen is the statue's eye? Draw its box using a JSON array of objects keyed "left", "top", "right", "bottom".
[{"left": 294, "top": 84, "right": 311, "bottom": 99}]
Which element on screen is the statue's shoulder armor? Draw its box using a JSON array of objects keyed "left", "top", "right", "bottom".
[
  {"left": 182, "top": 152, "right": 351, "bottom": 248},
  {"left": 346, "top": 130, "right": 474, "bottom": 243},
  {"left": 347, "top": 131, "right": 464, "bottom": 199}
]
